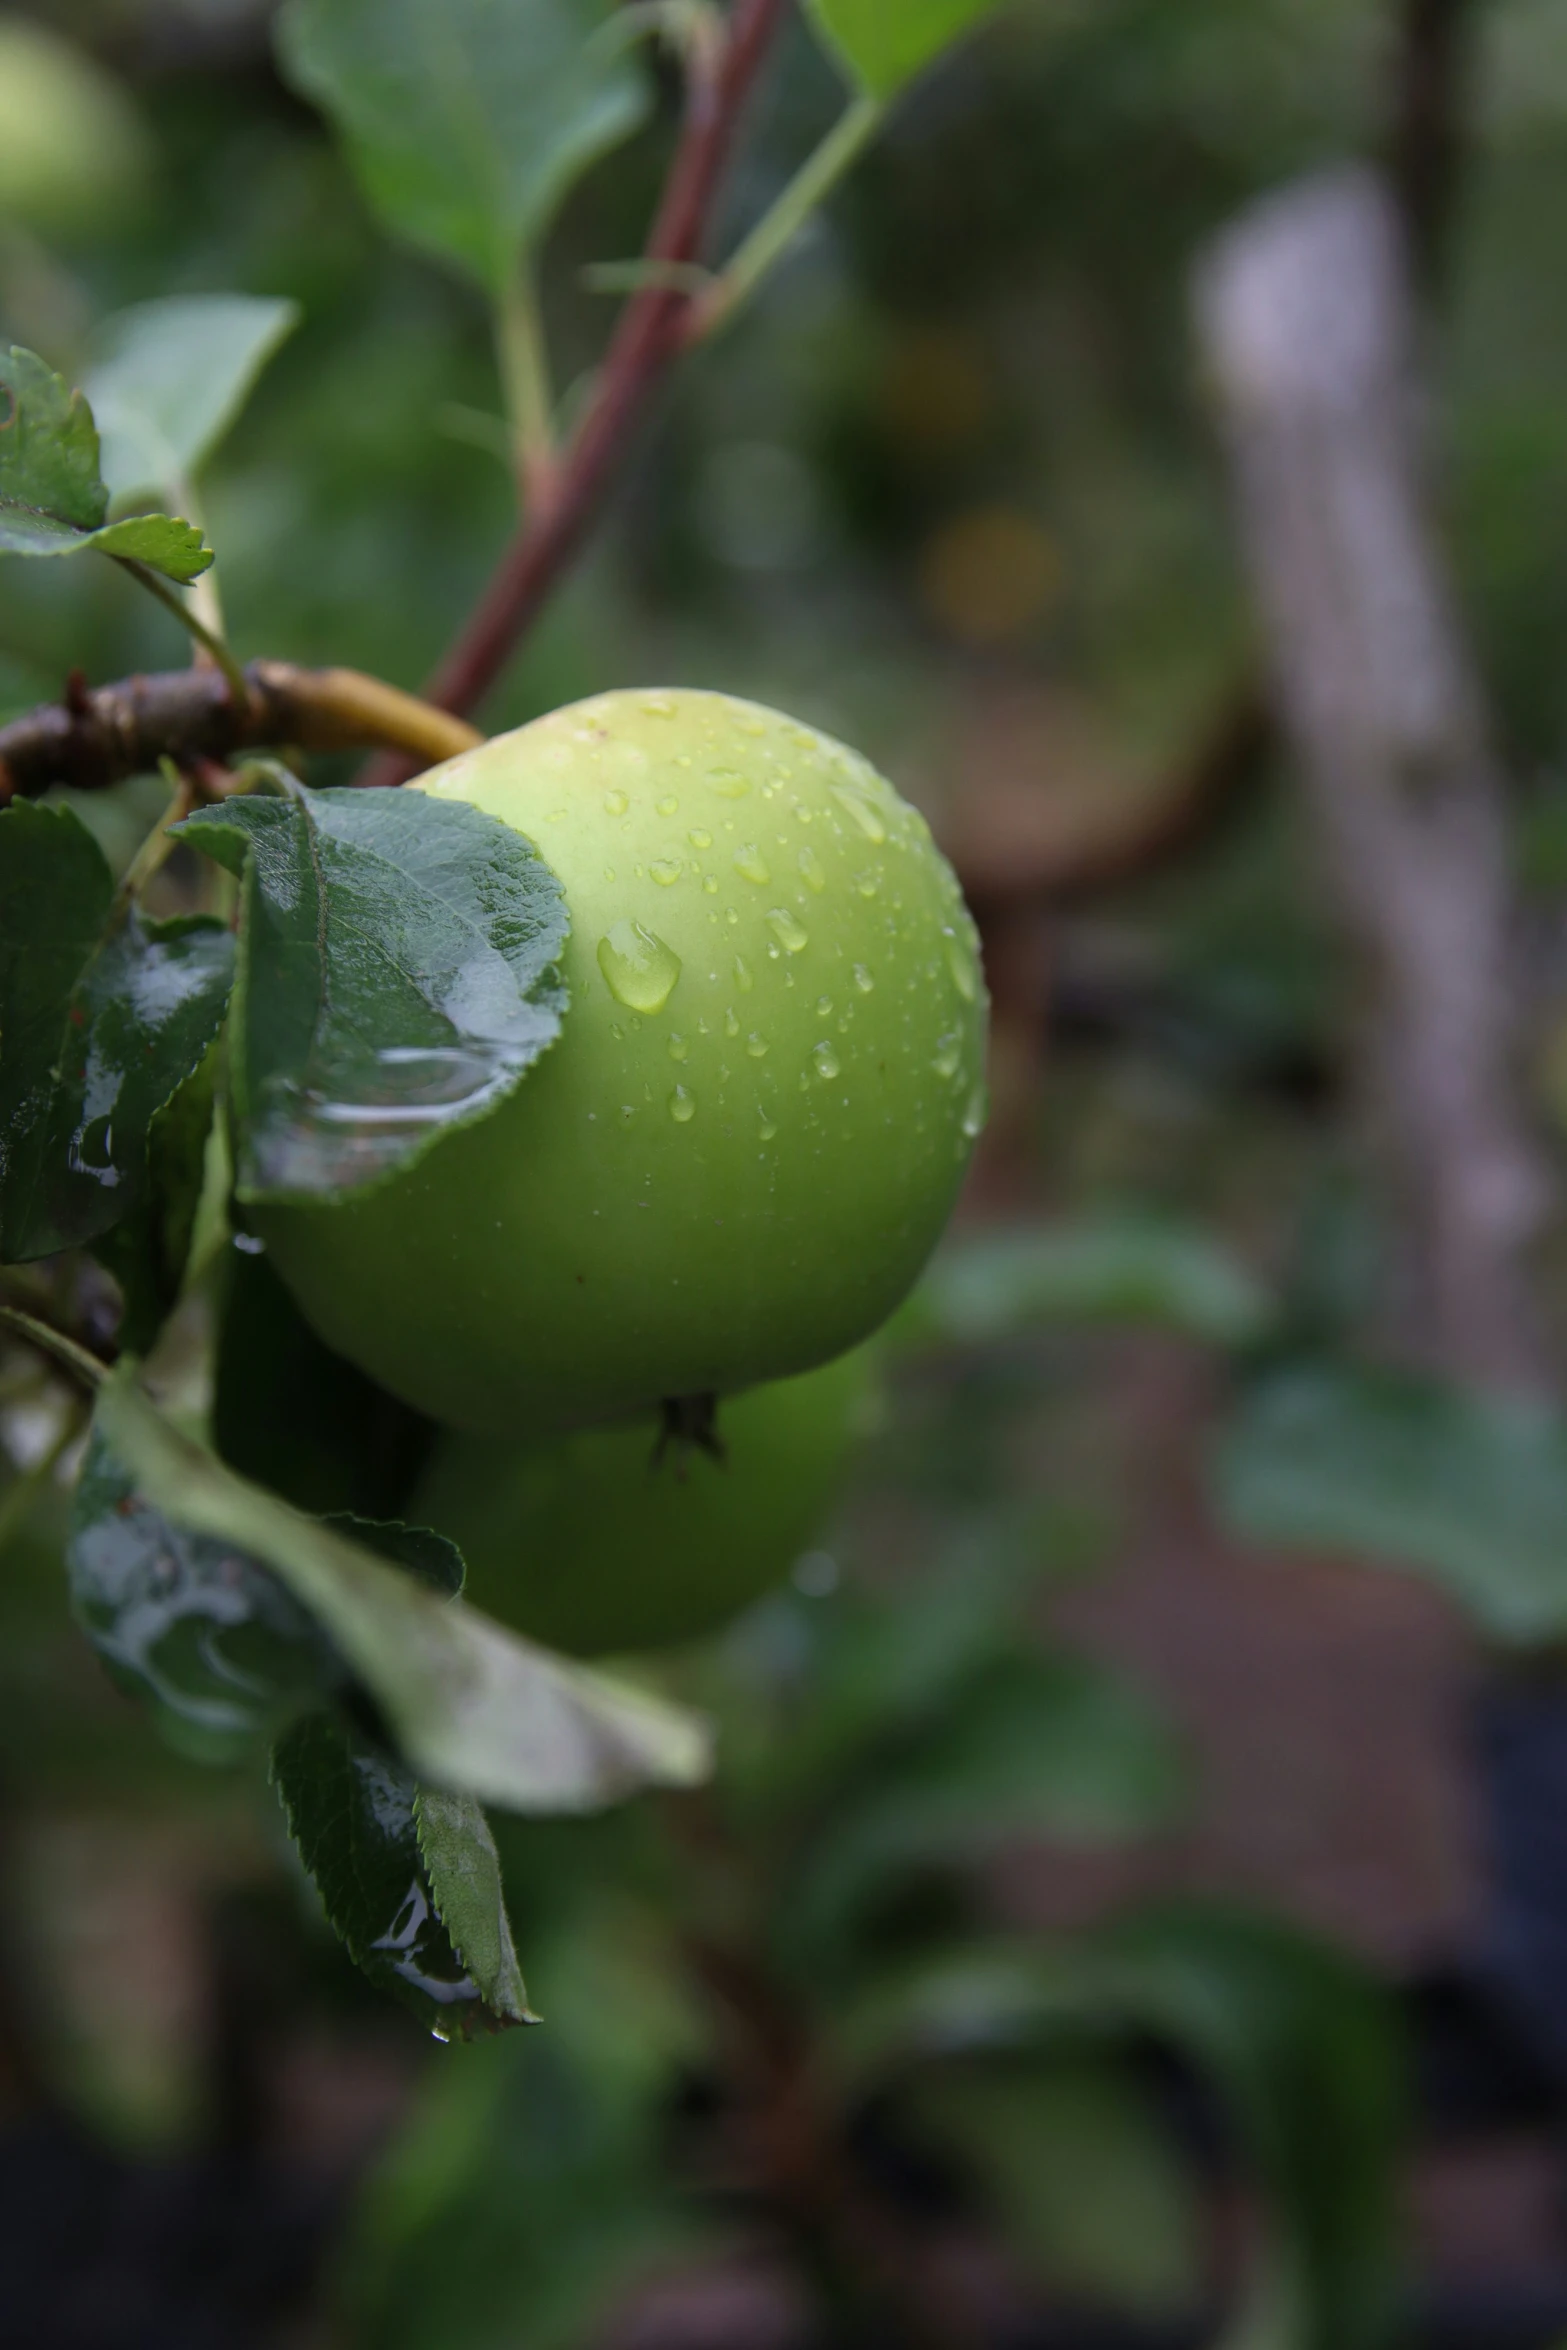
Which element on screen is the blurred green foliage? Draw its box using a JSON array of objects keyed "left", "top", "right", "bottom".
[{"left": 8, "top": 0, "right": 1567, "bottom": 2340}]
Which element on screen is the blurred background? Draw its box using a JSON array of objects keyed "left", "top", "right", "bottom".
[{"left": 10, "top": 0, "right": 1567, "bottom": 2343}]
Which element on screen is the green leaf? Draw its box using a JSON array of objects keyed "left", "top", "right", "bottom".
[
  {"left": 214, "top": 1244, "right": 436, "bottom": 1521},
  {"left": 1215, "top": 1360, "right": 1567, "bottom": 1646},
  {"left": 804, "top": 0, "right": 1009, "bottom": 99},
  {"left": 902, "top": 1216, "right": 1274, "bottom": 1352},
  {"left": 0, "top": 346, "right": 213, "bottom": 580},
  {"left": 0, "top": 802, "right": 235, "bottom": 1264},
  {"left": 785, "top": 1653, "right": 1186, "bottom": 1961},
  {"left": 91, "top": 1046, "right": 221, "bottom": 1350},
  {"left": 84, "top": 294, "right": 301, "bottom": 507},
  {"left": 68, "top": 1422, "right": 339, "bottom": 1759},
  {"left": 908, "top": 2053, "right": 1203, "bottom": 2315},
  {"left": 843, "top": 1906, "right": 1402, "bottom": 2350},
  {"left": 276, "top": 0, "right": 649, "bottom": 294},
  {"left": 93, "top": 1367, "right": 712, "bottom": 1810},
  {"left": 177, "top": 784, "right": 568, "bottom": 1202},
  {"left": 273, "top": 1709, "right": 532, "bottom": 2036}
]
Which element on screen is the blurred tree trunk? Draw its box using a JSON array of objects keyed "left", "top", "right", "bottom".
[{"left": 1195, "top": 170, "right": 1552, "bottom": 1391}]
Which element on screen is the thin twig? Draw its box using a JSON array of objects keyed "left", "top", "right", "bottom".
[
  {"left": 0, "top": 660, "right": 480, "bottom": 805},
  {"left": 0, "top": 1306, "right": 109, "bottom": 1394},
  {"left": 360, "top": 0, "right": 789, "bottom": 784}
]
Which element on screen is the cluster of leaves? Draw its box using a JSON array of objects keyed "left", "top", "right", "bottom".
[
  {"left": 0, "top": 310, "right": 692, "bottom": 2033},
  {"left": 0, "top": 0, "right": 1024, "bottom": 2034},
  {"left": 337, "top": 1532, "right": 1400, "bottom": 2350}
]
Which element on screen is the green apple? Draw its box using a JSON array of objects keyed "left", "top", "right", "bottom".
[
  {"left": 411, "top": 1345, "right": 875, "bottom": 1655},
  {"left": 257, "top": 689, "right": 987, "bottom": 1434}
]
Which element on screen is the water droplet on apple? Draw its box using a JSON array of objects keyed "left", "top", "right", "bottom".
[
  {"left": 746, "top": 1032, "right": 768, "bottom": 1058},
  {"left": 853, "top": 964, "right": 874, "bottom": 993},
  {"left": 668, "top": 1034, "right": 689, "bottom": 1062},
  {"left": 734, "top": 955, "right": 754, "bottom": 992},
  {"left": 650, "top": 857, "right": 683, "bottom": 886},
  {"left": 733, "top": 844, "right": 770, "bottom": 885},
  {"left": 668, "top": 1085, "right": 696, "bottom": 1123},
  {"left": 944, "top": 928, "right": 978, "bottom": 1002},
  {"left": 603, "top": 788, "right": 629, "bottom": 816},
  {"left": 812, "top": 1041, "right": 840, "bottom": 1081},
  {"left": 768, "top": 909, "right": 809, "bottom": 954},
  {"left": 832, "top": 787, "right": 886, "bottom": 843},
  {"left": 597, "top": 921, "right": 682, "bottom": 1014},
  {"left": 798, "top": 846, "right": 826, "bottom": 893}
]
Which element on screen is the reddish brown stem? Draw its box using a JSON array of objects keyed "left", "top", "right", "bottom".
[{"left": 360, "top": 0, "right": 789, "bottom": 787}]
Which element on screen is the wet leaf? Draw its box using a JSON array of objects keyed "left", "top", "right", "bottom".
[
  {"left": 0, "top": 345, "right": 213, "bottom": 579},
  {"left": 68, "top": 1421, "right": 338, "bottom": 1761},
  {"left": 177, "top": 784, "right": 568, "bottom": 1202},
  {"left": 0, "top": 801, "right": 235, "bottom": 1264},
  {"left": 276, "top": 0, "right": 649, "bottom": 293},
  {"left": 805, "top": 0, "right": 1009, "bottom": 98},
  {"left": 84, "top": 294, "right": 301, "bottom": 506},
  {"left": 274, "top": 1710, "right": 532, "bottom": 2036},
  {"left": 903, "top": 1217, "right": 1274, "bottom": 1352},
  {"left": 94, "top": 1368, "right": 712, "bottom": 1810},
  {"left": 91, "top": 1045, "right": 221, "bottom": 1350},
  {"left": 1215, "top": 1360, "right": 1567, "bottom": 1646}
]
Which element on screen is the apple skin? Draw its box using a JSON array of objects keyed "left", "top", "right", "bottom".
[
  {"left": 256, "top": 690, "right": 986, "bottom": 1435},
  {"left": 410, "top": 1346, "right": 875, "bottom": 1656}
]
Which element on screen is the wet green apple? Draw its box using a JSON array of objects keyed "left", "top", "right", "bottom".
[
  {"left": 256, "top": 689, "right": 987, "bottom": 1434},
  {"left": 411, "top": 1346, "right": 875, "bottom": 1655}
]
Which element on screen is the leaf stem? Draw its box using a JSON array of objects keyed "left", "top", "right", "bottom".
[
  {"left": 690, "top": 95, "right": 884, "bottom": 341},
  {"left": 0, "top": 1306, "right": 108, "bottom": 1393},
  {"left": 112, "top": 557, "right": 249, "bottom": 703},
  {"left": 114, "top": 760, "right": 195, "bottom": 910},
  {"left": 494, "top": 263, "right": 558, "bottom": 507}
]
